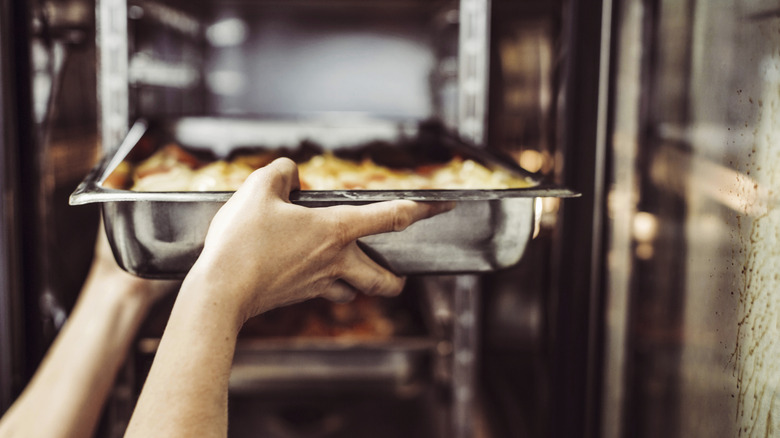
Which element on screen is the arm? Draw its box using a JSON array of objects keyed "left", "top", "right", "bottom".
[
  {"left": 0, "top": 229, "right": 176, "bottom": 438},
  {"left": 124, "top": 158, "right": 452, "bottom": 437}
]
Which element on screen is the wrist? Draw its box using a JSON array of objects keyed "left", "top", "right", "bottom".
[
  {"left": 180, "top": 260, "right": 247, "bottom": 335},
  {"left": 80, "top": 271, "right": 149, "bottom": 312}
]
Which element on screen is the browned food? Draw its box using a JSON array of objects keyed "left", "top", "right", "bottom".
[
  {"left": 240, "top": 294, "right": 400, "bottom": 340},
  {"left": 106, "top": 142, "right": 534, "bottom": 191}
]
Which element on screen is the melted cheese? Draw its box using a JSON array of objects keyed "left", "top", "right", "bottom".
[{"left": 124, "top": 146, "right": 533, "bottom": 191}]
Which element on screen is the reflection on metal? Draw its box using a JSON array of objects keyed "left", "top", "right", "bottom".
[
  {"left": 452, "top": 275, "right": 479, "bottom": 438},
  {"left": 732, "top": 51, "right": 780, "bottom": 438},
  {"left": 206, "top": 17, "right": 248, "bottom": 47},
  {"left": 98, "top": 0, "right": 129, "bottom": 151},
  {"left": 602, "top": 0, "right": 642, "bottom": 436},
  {"left": 129, "top": 54, "right": 200, "bottom": 89},
  {"left": 496, "top": 20, "right": 554, "bottom": 157},
  {"left": 128, "top": 1, "right": 201, "bottom": 37},
  {"left": 533, "top": 197, "right": 542, "bottom": 238},
  {"left": 206, "top": 70, "right": 246, "bottom": 96},
  {"left": 538, "top": 197, "right": 560, "bottom": 230},
  {"left": 617, "top": 2, "right": 780, "bottom": 436},
  {"left": 632, "top": 212, "right": 658, "bottom": 243},
  {"left": 651, "top": 145, "right": 770, "bottom": 218},
  {"left": 632, "top": 212, "right": 658, "bottom": 261},
  {"left": 205, "top": 10, "right": 437, "bottom": 119},
  {"left": 457, "top": 0, "right": 490, "bottom": 144}
]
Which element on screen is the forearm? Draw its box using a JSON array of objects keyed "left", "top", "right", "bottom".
[
  {"left": 0, "top": 269, "right": 156, "bottom": 438},
  {"left": 124, "top": 266, "right": 241, "bottom": 438},
  {"left": 122, "top": 162, "right": 450, "bottom": 437}
]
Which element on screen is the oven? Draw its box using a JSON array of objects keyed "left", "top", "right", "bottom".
[
  {"left": 5, "top": 0, "right": 779, "bottom": 437},
  {"left": 2, "top": 0, "right": 605, "bottom": 437},
  {"left": 91, "top": 2, "right": 580, "bottom": 437}
]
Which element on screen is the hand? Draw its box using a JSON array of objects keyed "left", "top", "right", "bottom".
[
  {"left": 0, "top": 222, "right": 179, "bottom": 438},
  {"left": 187, "top": 157, "right": 453, "bottom": 326},
  {"left": 83, "top": 219, "right": 179, "bottom": 306}
]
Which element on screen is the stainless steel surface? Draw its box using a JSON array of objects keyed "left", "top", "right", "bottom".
[
  {"left": 138, "top": 337, "right": 435, "bottom": 396},
  {"left": 0, "top": 0, "right": 24, "bottom": 410},
  {"left": 457, "top": 0, "right": 491, "bottom": 144},
  {"left": 230, "top": 339, "right": 434, "bottom": 396},
  {"left": 451, "top": 276, "right": 479, "bottom": 438},
  {"left": 134, "top": 281, "right": 442, "bottom": 403},
  {"left": 97, "top": 0, "right": 129, "bottom": 153},
  {"left": 204, "top": 4, "right": 438, "bottom": 121},
  {"left": 70, "top": 117, "right": 576, "bottom": 278},
  {"left": 600, "top": 0, "right": 637, "bottom": 436},
  {"left": 602, "top": 1, "right": 780, "bottom": 437}
]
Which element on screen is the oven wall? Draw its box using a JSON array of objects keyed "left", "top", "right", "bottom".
[
  {"left": 602, "top": 1, "right": 780, "bottom": 437},
  {"left": 0, "top": 0, "right": 28, "bottom": 413},
  {"left": 0, "top": 0, "right": 102, "bottom": 414}
]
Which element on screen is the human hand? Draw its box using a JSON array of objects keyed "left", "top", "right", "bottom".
[
  {"left": 83, "top": 220, "right": 179, "bottom": 306},
  {"left": 186, "top": 157, "right": 453, "bottom": 326}
]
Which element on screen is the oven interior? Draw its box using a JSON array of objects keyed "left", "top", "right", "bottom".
[{"left": 93, "top": 0, "right": 566, "bottom": 437}]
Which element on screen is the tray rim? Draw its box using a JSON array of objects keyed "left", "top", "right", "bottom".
[{"left": 70, "top": 118, "right": 580, "bottom": 205}]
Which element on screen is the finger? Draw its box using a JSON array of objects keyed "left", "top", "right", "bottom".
[
  {"left": 244, "top": 157, "right": 300, "bottom": 202},
  {"left": 332, "top": 200, "right": 456, "bottom": 241},
  {"left": 322, "top": 280, "right": 358, "bottom": 303},
  {"left": 337, "top": 242, "right": 405, "bottom": 297}
]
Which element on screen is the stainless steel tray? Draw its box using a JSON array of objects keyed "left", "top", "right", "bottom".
[{"left": 70, "top": 117, "right": 577, "bottom": 278}]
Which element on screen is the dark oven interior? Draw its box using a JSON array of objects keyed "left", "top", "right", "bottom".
[{"left": 17, "top": 0, "right": 591, "bottom": 437}]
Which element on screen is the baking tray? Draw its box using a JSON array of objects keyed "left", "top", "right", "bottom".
[{"left": 70, "top": 117, "right": 578, "bottom": 278}]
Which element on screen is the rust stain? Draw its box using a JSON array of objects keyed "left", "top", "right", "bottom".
[{"left": 731, "top": 46, "right": 780, "bottom": 438}]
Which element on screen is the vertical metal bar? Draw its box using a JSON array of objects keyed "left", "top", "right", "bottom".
[
  {"left": 599, "top": 0, "right": 643, "bottom": 436},
  {"left": 453, "top": 0, "right": 489, "bottom": 434},
  {"left": 97, "top": 1, "right": 136, "bottom": 434},
  {"left": 550, "top": 0, "right": 607, "bottom": 436},
  {"left": 458, "top": 0, "right": 491, "bottom": 145},
  {"left": 98, "top": 0, "right": 129, "bottom": 152},
  {"left": 0, "top": 0, "right": 23, "bottom": 413},
  {"left": 452, "top": 275, "right": 480, "bottom": 438}
]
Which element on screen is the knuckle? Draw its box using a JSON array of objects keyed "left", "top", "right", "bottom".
[
  {"left": 273, "top": 156, "right": 297, "bottom": 171},
  {"left": 390, "top": 203, "right": 414, "bottom": 232},
  {"left": 243, "top": 158, "right": 298, "bottom": 198},
  {"left": 270, "top": 157, "right": 297, "bottom": 180},
  {"left": 326, "top": 256, "right": 344, "bottom": 278},
  {"left": 366, "top": 270, "right": 401, "bottom": 296},
  {"left": 364, "top": 275, "right": 387, "bottom": 296},
  {"left": 244, "top": 167, "right": 273, "bottom": 190}
]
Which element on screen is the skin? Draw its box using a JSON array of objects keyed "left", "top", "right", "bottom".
[
  {"left": 124, "top": 158, "right": 453, "bottom": 437},
  {"left": 0, "top": 225, "right": 178, "bottom": 438},
  {"left": 0, "top": 157, "right": 451, "bottom": 438}
]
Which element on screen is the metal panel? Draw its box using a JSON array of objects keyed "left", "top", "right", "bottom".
[
  {"left": 603, "top": 1, "right": 780, "bottom": 437},
  {"left": 0, "top": 0, "right": 22, "bottom": 413},
  {"left": 98, "top": 0, "right": 129, "bottom": 152},
  {"left": 549, "top": 0, "right": 608, "bottom": 436},
  {"left": 0, "top": 0, "right": 35, "bottom": 414},
  {"left": 458, "top": 0, "right": 491, "bottom": 144}
]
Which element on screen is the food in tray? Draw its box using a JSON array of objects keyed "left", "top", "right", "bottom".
[
  {"left": 239, "top": 294, "right": 407, "bottom": 340},
  {"left": 103, "top": 142, "right": 534, "bottom": 191}
]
